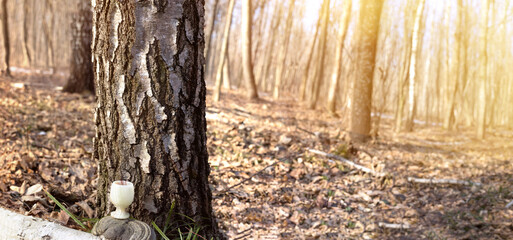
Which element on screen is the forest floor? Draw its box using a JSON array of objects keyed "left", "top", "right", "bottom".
[{"left": 1, "top": 72, "right": 513, "bottom": 239}]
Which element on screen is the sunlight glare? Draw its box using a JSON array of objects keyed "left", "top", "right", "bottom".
[{"left": 303, "top": 0, "right": 322, "bottom": 29}]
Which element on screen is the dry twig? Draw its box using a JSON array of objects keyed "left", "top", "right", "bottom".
[
  {"left": 378, "top": 222, "right": 411, "bottom": 229},
  {"left": 407, "top": 177, "right": 482, "bottom": 186},
  {"left": 505, "top": 200, "right": 513, "bottom": 208},
  {"left": 220, "top": 159, "right": 284, "bottom": 193},
  {"left": 308, "top": 149, "right": 386, "bottom": 177}
]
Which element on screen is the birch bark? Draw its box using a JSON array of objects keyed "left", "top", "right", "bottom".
[{"left": 92, "top": 0, "right": 221, "bottom": 238}]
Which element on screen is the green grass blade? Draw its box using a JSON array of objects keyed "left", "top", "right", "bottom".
[
  {"left": 152, "top": 221, "right": 170, "bottom": 240},
  {"left": 178, "top": 228, "right": 184, "bottom": 240},
  {"left": 186, "top": 227, "right": 194, "bottom": 240},
  {"left": 176, "top": 213, "right": 196, "bottom": 223},
  {"left": 44, "top": 190, "right": 88, "bottom": 231},
  {"left": 162, "top": 200, "right": 176, "bottom": 235}
]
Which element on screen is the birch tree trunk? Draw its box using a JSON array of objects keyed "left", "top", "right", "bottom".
[
  {"left": 272, "top": 0, "right": 295, "bottom": 100},
  {"left": 348, "top": 0, "right": 383, "bottom": 140},
  {"left": 92, "top": 0, "right": 221, "bottom": 238},
  {"left": 1, "top": 0, "right": 10, "bottom": 76},
  {"left": 404, "top": 0, "right": 425, "bottom": 132},
  {"left": 213, "top": 0, "right": 235, "bottom": 102},
  {"left": 63, "top": 0, "right": 94, "bottom": 94},
  {"left": 242, "top": 0, "right": 259, "bottom": 99},
  {"left": 326, "top": 0, "right": 352, "bottom": 113},
  {"left": 476, "top": 0, "right": 489, "bottom": 139}
]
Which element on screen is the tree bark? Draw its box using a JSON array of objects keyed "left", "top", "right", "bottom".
[
  {"left": 404, "top": 0, "right": 425, "bottom": 132},
  {"left": 1, "top": 0, "right": 11, "bottom": 76},
  {"left": 92, "top": 0, "right": 221, "bottom": 238},
  {"left": 476, "top": 0, "right": 489, "bottom": 139},
  {"left": 272, "top": 0, "right": 295, "bottom": 99},
  {"left": 242, "top": 0, "right": 259, "bottom": 99},
  {"left": 348, "top": 0, "right": 383, "bottom": 141},
  {"left": 63, "top": 0, "right": 94, "bottom": 94},
  {"left": 326, "top": 0, "right": 351, "bottom": 113},
  {"left": 213, "top": 0, "right": 235, "bottom": 102}
]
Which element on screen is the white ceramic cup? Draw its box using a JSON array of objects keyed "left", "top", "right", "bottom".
[{"left": 110, "top": 180, "right": 134, "bottom": 219}]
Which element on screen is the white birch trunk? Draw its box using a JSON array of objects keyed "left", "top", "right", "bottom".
[
  {"left": 404, "top": 0, "right": 425, "bottom": 131},
  {"left": 0, "top": 207, "right": 99, "bottom": 240}
]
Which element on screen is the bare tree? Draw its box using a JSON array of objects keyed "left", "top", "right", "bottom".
[
  {"left": 205, "top": 0, "right": 219, "bottom": 64},
  {"left": 242, "top": 0, "right": 259, "bottom": 99},
  {"left": 476, "top": 0, "right": 489, "bottom": 139},
  {"left": 394, "top": 1, "right": 414, "bottom": 132},
  {"left": 92, "top": 0, "right": 221, "bottom": 238},
  {"left": 223, "top": 51, "right": 231, "bottom": 89},
  {"left": 1, "top": 0, "right": 10, "bottom": 76},
  {"left": 272, "top": 0, "right": 295, "bottom": 99},
  {"left": 22, "top": 0, "right": 31, "bottom": 66},
  {"left": 298, "top": 14, "right": 321, "bottom": 101},
  {"left": 213, "top": 0, "right": 235, "bottom": 102},
  {"left": 63, "top": 0, "right": 93, "bottom": 93},
  {"left": 258, "top": 2, "right": 282, "bottom": 91},
  {"left": 404, "top": 0, "right": 425, "bottom": 131},
  {"left": 347, "top": 0, "right": 383, "bottom": 140},
  {"left": 327, "top": 0, "right": 352, "bottom": 114},
  {"left": 42, "top": 0, "right": 54, "bottom": 72},
  {"left": 308, "top": 0, "right": 330, "bottom": 109},
  {"left": 443, "top": 0, "right": 462, "bottom": 130}
]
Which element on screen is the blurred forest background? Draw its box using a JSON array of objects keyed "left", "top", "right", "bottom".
[
  {"left": 2, "top": 0, "right": 513, "bottom": 138},
  {"left": 0, "top": 0, "right": 72, "bottom": 72},
  {"left": 1, "top": 0, "right": 513, "bottom": 239}
]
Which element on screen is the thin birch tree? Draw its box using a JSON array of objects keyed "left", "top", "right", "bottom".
[
  {"left": 404, "top": 0, "right": 425, "bottom": 131},
  {"left": 92, "top": 0, "right": 222, "bottom": 238}
]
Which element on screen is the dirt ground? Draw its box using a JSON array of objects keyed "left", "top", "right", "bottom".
[{"left": 1, "top": 72, "right": 513, "bottom": 239}]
